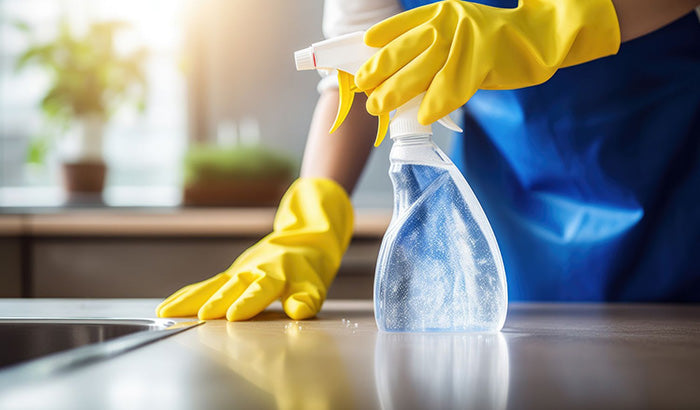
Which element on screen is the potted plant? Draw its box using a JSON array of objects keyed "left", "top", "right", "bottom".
[
  {"left": 183, "top": 144, "right": 297, "bottom": 207},
  {"left": 15, "top": 20, "right": 148, "bottom": 202}
]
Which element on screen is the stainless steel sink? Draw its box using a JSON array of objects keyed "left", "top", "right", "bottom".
[{"left": 0, "top": 318, "right": 201, "bottom": 387}]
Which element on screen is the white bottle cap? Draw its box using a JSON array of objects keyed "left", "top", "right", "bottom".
[
  {"left": 294, "top": 47, "right": 315, "bottom": 71},
  {"left": 390, "top": 94, "right": 432, "bottom": 138}
]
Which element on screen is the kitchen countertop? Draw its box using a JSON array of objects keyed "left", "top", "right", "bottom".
[
  {"left": 0, "top": 209, "right": 390, "bottom": 237},
  {"left": 0, "top": 299, "right": 698, "bottom": 409}
]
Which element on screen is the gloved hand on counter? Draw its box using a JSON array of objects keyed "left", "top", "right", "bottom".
[
  {"left": 354, "top": 0, "right": 621, "bottom": 125},
  {"left": 156, "top": 178, "right": 354, "bottom": 321}
]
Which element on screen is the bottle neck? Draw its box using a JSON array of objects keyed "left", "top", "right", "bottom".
[
  {"left": 391, "top": 134, "right": 433, "bottom": 146},
  {"left": 389, "top": 133, "right": 447, "bottom": 165}
]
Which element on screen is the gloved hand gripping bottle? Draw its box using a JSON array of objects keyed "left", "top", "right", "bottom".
[{"left": 295, "top": 32, "right": 507, "bottom": 332}]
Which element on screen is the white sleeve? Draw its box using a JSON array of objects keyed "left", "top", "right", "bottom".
[
  {"left": 322, "top": 0, "right": 403, "bottom": 39},
  {"left": 317, "top": 0, "right": 403, "bottom": 93}
]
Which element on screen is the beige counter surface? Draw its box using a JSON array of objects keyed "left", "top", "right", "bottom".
[
  {"left": 0, "top": 299, "right": 699, "bottom": 409},
  {"left": 0, "top": 209, "right": 390, "bottom": 237}
]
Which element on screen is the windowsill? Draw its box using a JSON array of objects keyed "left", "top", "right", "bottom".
[
  {"left": 0, "top": 186, "right": 183, "bottom": 209},
  {"left": 0, "top": 186, "right": 394, "bottom": 210},
  {"left": 0, "top": 209, "right": 390, "bottom": 237},
  {"left": 0, "top": 186, "right": 391, "bottom": 237}
]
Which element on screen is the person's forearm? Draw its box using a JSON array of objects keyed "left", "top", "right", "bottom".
[
  {"left": 301, "top": 90, "right": 377, "bottom": 195},
  {"left": 613, "top": 0, "right": 699, "bottom": 42}
]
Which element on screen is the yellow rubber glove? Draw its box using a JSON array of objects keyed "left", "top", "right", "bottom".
[
  {"left": 156, "top": 178, "right": 354, "bottom": 321},
  {"left": 354, "top": 0, "right": 621, "bottom": 125}
]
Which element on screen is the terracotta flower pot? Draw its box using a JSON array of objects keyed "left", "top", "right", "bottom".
[
  {"left": 60, "top": 115, "right": 107, "bottom": 204},
  {"left": 62, "top": 161, "right": 106, "bottom": 193}
]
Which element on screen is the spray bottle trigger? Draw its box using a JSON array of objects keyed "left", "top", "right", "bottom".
[
  {"left": 329, "top": 70, "right": 357, "bottom": 134},
  {"left": 437, "top": 115, "right": 463, "bottom": 133},
  {"left": 373, "top": 112, "right": 390, "bottom": 147}
]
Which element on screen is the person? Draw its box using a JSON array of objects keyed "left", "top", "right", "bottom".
[{"left": 157, "top": 0, "right": 700, "bottom": 321}]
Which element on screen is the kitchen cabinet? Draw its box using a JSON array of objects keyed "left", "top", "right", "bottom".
[
  {"left": 0, "top": 209, "right": 387, "bottom": 299},
  {"left": 0, "top": 216, "right": 23, "bottom": 297},
  {"left": 0, "top": 238, "right": 22, "bottom": 297},
  {"left": 30, "top": 237, "right": 378, "bottom": 298}
]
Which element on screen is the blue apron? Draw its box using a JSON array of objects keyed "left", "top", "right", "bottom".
[{"left": 399, "top": 0, "right": 700, "bottom": 301}]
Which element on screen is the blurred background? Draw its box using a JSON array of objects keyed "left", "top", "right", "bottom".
[{"left": 0, "top": 0, "right": 452, "bottom": 300}]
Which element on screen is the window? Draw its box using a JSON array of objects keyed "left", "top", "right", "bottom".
[{"left": 0, "top": 0, "right": 187, "bottom": 206}]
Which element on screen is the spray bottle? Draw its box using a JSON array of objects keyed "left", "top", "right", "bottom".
[{"left": 294, "top": 32, "right": 507, "bottom": 332}]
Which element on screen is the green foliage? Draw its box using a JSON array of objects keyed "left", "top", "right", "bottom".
[
  {"left": 184, "top": 145, "right": 298, "bottom": 185},
  {"left": 15, "top": 19, "right": 148, "bottom": 125},
  {"left": 26, "top": 136, "right": 50, "bottom": 165}
]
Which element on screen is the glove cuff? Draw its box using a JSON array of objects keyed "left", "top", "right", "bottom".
[
  {"left": 274, "top": 177, "right": 355, "bottom": 263},
  {"left": 550, "top": 0, "right": 621, "bottom": 67}
]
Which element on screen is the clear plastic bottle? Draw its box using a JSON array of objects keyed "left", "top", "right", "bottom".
[
  {"left": 293, "top": 33, "right": 507, "bottom": 332},
  {"left": 374, "top": 99, "right": 508, "bottom": 332}
]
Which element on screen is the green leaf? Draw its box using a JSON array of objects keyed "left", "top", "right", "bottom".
[
  {"left": 11, "top": 20, "right": 31, "bottom": 33},
  {"left": 26, "top": 137, "right": 49, "bottom": 165},
  {"left": 15, "top": 44, "right": 54, "bottom": 71}
]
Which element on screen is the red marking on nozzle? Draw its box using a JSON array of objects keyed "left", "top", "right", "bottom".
[{"left": 312, "top": 52, "right": 316, "bottom": 67}]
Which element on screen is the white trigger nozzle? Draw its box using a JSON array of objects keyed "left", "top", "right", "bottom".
[{"left": 438, "top": 115, "right": 463, "bottom": 133}]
